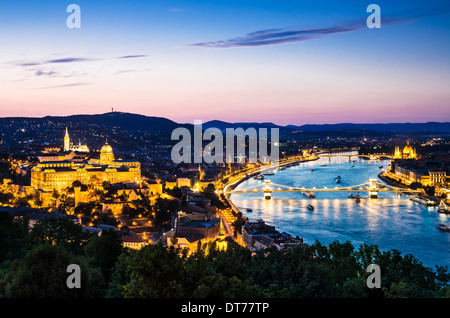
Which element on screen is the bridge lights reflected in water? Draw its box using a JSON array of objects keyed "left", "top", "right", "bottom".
[{"left": 230, "top": 153, "right": 450, "bottom": 268}]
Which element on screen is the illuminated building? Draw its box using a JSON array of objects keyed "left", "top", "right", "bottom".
[
  {"left": 215, "top": 218, "right": 228, "bottom": 251},
  {"left": 390, "top": 141, "right": 448, "bottom": 186},
  {"left": 63, "top": 127, "right": 90, "bottom": 153},
  {"left": 64, "top": 127, "right": 70, "bottom": 152},
  {"left": 393, "top": 141, "right": 417, "bottom": 160},
  {"left": 31, "top": 142, "right": 141, "bottom": 205}
]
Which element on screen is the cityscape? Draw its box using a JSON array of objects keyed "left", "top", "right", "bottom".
[{"left": 0, "top": 0, "right": 450, "bottom": 309}]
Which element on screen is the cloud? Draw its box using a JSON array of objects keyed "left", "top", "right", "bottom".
[
  {"left": 113, "top": 68, "right": 152, "bottom": 75},
  {"left": 15, "top": 57, "right": 96, "bottom": 67},
  {"left": 45, "top": 57, "right": 95, "bottom": 64},
  {"left": 116, "top": 55, "right": 148, "bottom": 59},
  {"left": 34, "top": 70, "right": 59, "bottom": 77},
  {"left": 188, "top": 5, "right": 450, "bottom": 48},
  {"left": 14, "top": 55, "right": 147, "bottom": 67},
  {"left": 37, "top": 82, "right": 90, "bottom": 89}
]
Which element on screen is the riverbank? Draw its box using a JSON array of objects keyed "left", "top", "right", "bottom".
[
  {"left": 378, "top": 170, "right": 409, "bottom": 189},
  {"left": 224, "top": 156, "right": 320, "bottom": 193},
  {"left": 221, "top": 156, "right": 319, "bottom": 249}
]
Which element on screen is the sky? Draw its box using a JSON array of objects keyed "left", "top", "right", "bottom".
[{"left": 0, "top": 0, "right": 450, "bottom": 125}]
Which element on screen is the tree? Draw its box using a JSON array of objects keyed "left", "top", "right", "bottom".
[
  {"left": 102, "top": 181, "right": 111, "bottom": 190},
  {"left": 106, "top": 252, "right": 132, "bottom": 298},
  {"left": 0, "top": 244, "right": 97, "bottom": 298},
  {"left": 30, "top": 217, "right": 90, "bottom": 254},
  {"left": 123, "top": 243, "right": 187, "bottom": 297},
  {"left": 0, "top": 211, "right": 30, "bottom": 263},
  {"left": 153, "top": 198, "right": 179, "bottom": 229},
  {"left": 84, "top": 229, "right": 124, "bottom": 283}
]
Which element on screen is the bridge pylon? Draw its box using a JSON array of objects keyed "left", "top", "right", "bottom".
[
  {"left": 264, "top": 179, "right": 272, "bottom": 200},
  {"left": 368, "top": 178, "right": 378, "bottom": 198}
]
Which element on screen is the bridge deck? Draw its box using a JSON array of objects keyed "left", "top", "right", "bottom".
[{"left": 228, "top": 188, "right": 419, "bottom": 194}]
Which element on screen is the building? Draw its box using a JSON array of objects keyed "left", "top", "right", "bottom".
[
  {"left": 394, "top": 141, "right": 417, "bottom": 160},
  {"left": 121, "top": 232, "right": 147, "bottom": 249},
  {"left": 215, "top": 218, "right": 228, "bottom": 251},
  {"left": 391, "top": 158, "right": 449, "bottom": 187},
  {"left": 64, "top": 127, "right": 89, "bottom": 153},
  {"left": 31, "top": 142, "right": 141, "bottom": 206}
]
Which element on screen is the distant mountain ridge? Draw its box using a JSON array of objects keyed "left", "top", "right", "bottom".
[
  {"left": 202, "top": 120, "right": 450, "bottom": 133},
  {"left": 0, "top": 112, "right": 449, "bottom": 133},
  {"left": 287, "top": 122, "right": 450, "bottom": 133}
]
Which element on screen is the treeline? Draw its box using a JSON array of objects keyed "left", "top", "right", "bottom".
[{"left": 0, "top": 211, "right": 449, "bottom": 298}]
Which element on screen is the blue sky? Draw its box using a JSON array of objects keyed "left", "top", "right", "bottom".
[{"left": 0, "top": 1, "right": 449, "bottom": 124}]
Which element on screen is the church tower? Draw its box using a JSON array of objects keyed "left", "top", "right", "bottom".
[
  {"left": 215, "top": 218, "right": 228, "bottom": 251},
  {"left": 64, "top": 127, "right": 70, "bottom": 152}
]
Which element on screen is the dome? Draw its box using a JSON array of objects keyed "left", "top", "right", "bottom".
[
  {"left": 101, "top": 143, "right": 113, "bottom": 154},
  {"left": 403, "top": 141, "right": 413, "bottom": 154}
]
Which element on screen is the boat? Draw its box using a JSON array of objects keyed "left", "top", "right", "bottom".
[
  {"left": 355, "top": 194, "right": 361, "bottom": 202},
  {"left": 263, "top": 170, "right": 275, "bottom": 175},
  {"left": 410, "top": 195, "right": 437, "bottom": 207},
  {"left": 348, "top": 194, "right": 354, "bottom": 198},
  {"left": 437, "top": 224, "right": 450, "bottom": 232},
  {"left": 438, "top": 200, "right": 450, "bottom": 214},
  {"left": 307, "top": 204, "right": 314, "bottom": 211},
  {"left": 311, "top": 169, "right": 315, "bottom": 172},
  {"left": 302, "top": 191, "right": 315, "bottom": 198},
  {"left": 379, "top": 166, "right": 383, "bottom": 169},
  {"left": 254, "top": 174, "right": 264, "bottom": 180},
  {"left": 336, "top": 176, "right": 341, "bottom": 184}
]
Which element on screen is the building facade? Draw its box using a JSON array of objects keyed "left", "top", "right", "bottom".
[{"left": 31, "top": 142, "right": 141, "bottom": 204}]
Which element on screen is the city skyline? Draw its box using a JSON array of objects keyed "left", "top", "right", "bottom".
[{"left": 1, "top": 1, "right": 450, "bottom": 125}]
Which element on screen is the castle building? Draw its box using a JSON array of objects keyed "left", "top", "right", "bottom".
[{"left": 31, "top": 141, "right": 141, "bottom": 205}]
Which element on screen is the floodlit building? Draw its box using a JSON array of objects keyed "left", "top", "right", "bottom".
[
  {"left": 393, "top": 141, "right": 417, "bottom": 160},
  {"left": 64, "top": 127, "right": 90, "bottom": 152},
  {"left": 31, "top": 141, "right": 141, "bottom": 206}
]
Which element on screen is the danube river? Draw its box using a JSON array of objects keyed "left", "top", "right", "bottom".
[{"left": 230, "top": 153, "right": 450, "bottom": 269}]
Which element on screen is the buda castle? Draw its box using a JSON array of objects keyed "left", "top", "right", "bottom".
[{"left": 31, "top": 130, "right": 141, "bottom": 203}]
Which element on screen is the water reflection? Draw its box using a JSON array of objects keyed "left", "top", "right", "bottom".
[{"left": 230, "top": 153, "right": 450, "bottom": 268}]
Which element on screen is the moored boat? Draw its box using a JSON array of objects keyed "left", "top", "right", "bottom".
[
  {"left": 410, "top": 195, "right": 437, "bottom": 207},
  {"left": 438, "top": 200, "right": 450, "bottom": 213},
  {"left": 437, "top": 224, "right": 450, "bottom": 232}
]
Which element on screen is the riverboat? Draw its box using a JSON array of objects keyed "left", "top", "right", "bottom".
[
  {"left": 438, "top": 200, "right": 450, "bottom": 214},
  {"left": 410, "top": 195, "right": 437, "bottom": 207}
]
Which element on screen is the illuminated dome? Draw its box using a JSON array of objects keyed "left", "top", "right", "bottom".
[
  {"left": 101, "top": 143, "right": 113, "bottom": 154},
  {"left": 403, "top": 141, "right": 413, "bottom": 155}
]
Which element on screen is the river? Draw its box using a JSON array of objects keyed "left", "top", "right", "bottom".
[{"left": 230, "top": 152, "right": 450, "bottom": 269}]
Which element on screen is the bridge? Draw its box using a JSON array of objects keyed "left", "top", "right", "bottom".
[
  {"left": 226, "top": 178, "right": 420, "bottom": 199},
  {"left": 317, "top": 153, "right": 392, "bottom": 161}
]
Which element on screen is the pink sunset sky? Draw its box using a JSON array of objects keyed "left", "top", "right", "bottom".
[{"left": 1, "top": 1, "right": 450, "bottom": 125}]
